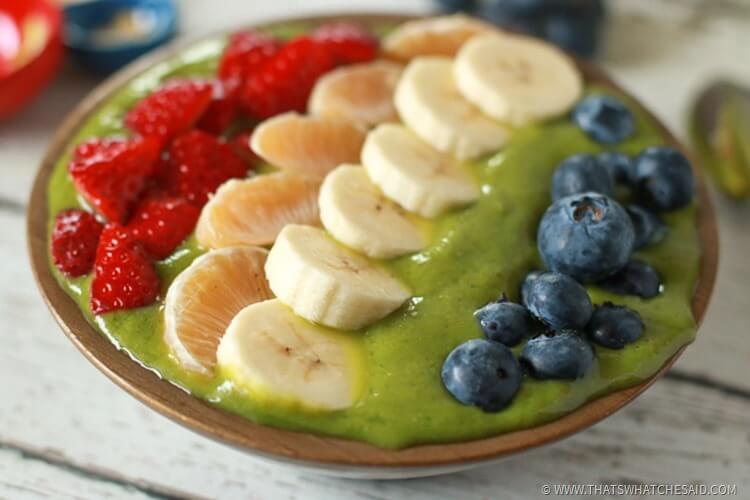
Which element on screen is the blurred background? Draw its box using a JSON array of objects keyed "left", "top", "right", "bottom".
[{"left": 1, "top": 1, "right": 748, "bottom": 498}]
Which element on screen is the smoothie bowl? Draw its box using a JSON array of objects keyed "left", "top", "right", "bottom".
[{"left": 28, "top": 14, "right": 717, "bottom": 478}]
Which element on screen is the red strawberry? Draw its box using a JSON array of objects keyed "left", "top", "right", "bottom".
[
  {"left": 68, "top": 137, "right": 161, "bottom": 224},
  {"left": 196, "top": 83, "right": 238, "bottom": 135},
  {"left": 240, "top": 36, "right": 336, "bottom": 119},
  {"left": 228, "top": 132, "right": 259, "bottom": 166},
  {"left": 125, "top": 79, "right": 213, "bottom": 146},
  {"left": 91, "top": 224, "right": 160, "bottom": 314},
  {"left": 51, "top": 209, "right": 104, "bottom": 277},
  {"left": 219, "top": 30, "right": 282, "bottom": 98},
  {"left": 312, "top": 22, "right": 378, "bottom": 65},
  {"left": 127, "top": 195, "right": 200, "bottom": 260},
  {"left": 162, "top": 130, "right": 248, "bottom": 206}
]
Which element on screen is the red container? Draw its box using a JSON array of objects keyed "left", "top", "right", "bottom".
[{"left": 0, "top": 0, "right": 63, "bottom": 120}]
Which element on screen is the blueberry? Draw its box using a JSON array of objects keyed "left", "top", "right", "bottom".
[
  {"left": 573, "top": 95, "right": 635, "bottom": 144},
  {"left": 598, "top": 260, "right": 661, "bottom": 298},
  {"left": 587, "top": 302, "right": 644, "bottom": 349},
  {"left": 626, "top": 204, "right": 668, "bottom": 249},
  {"left": 597, "top": 151, "right": 634, "bottom": 185},
  {"left": 434, "top": 0, "right": 477, "bottom": 13},
  {"left": 524, "top": 271, "right": 593, "bottom": 330},
  {"left": 521, "top": 269, "right": 544, "bottom": 306},
  {"left": 537, "top": 193, "right": 635, "bottom": 282},
  {"left": 543, "top": 10, "right": 600, "bottom": 58},
  {"left": 520, "top": 331, "right": 595, "bottom": 380},
  {"left": 441, "top": 339, "right": 522, "bottom": 412},
  {"left": 551, "top": 153, "right": 615, "bottom": 200},
  {"left": 474, "top": 298, "right": 533, "bottom": 346},
  {"left": 632, "top": 146, "right": 695, "bottom": 211}
]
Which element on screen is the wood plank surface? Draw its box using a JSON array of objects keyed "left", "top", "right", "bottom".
[{"left": 1, "top": 0, "right": 749, "bottom": 498}]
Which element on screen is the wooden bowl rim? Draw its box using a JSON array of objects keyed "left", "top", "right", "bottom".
[{"left": 27, "top": 12, "right": 719, "bottom": 469}]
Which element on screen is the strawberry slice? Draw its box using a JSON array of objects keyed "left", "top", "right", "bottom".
[
  {"left": 312, "top": 22, "right": 379, "bottom": 65},
  {"left": 91, "top": 224, "right": 160, "bottom": 314},
  {"left": 127, "top": 195, "right": 200, "bottom": 260},
  {"left": 196, "top": 83, "right": 238, "bottom": 135},
  {"left": 227, "top": 132, "right": 260, "bottom": 166},
  {"left": 125, "top": 79, "right": 213, "bottom": 146},
  {"left": 218, "top": 30, "right": 282, "bottom": 98},
  {"left": 51, "top": 209, "right": 104, "bottom": 277},
  {"left": 162, "top": 130, "right": 249, "bottom": 206},
  {"left": 240, "top": 36, "right": 336, "bottom": 119},
  {"left": 68, "top": 137, "right": 161, "bottom": 224}
]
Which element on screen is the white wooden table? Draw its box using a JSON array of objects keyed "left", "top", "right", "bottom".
[{"left": 2, "top": 1, "right": 749, "bottom": 498}]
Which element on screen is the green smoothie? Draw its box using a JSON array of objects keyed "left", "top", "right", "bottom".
[{"left": 46, "top": 24, "right": 700, "bottom": 450}]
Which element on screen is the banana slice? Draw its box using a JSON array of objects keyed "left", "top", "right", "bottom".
[
  {"left": 265, "top": 224, "right": 411, "bottom": 330},
  {"left": 319, "top": 164, "right": 425, "bottom": 258},
  {"left": 361, "top": 123, "right": 479, "bottom": 217},
  {"left": 394, "top": 57, "right": 510, "bottom": 160},
  {"left": 308, "top": 60, "right": 403, "bottom": 128},
  {"left": 164, "top": 246, "right": 273, "bottom": 374},
  {"left": 195, "top": 172, "right": 320, "bottom": 249},
  {"left": 250, "top": 112, "right": 366, "bottom": 179},
  {"left": 455, "top": 33, "right": 583, "bottom": 125},
  {"left": 217, "top": 299, "right": 364, "bottom": 411},
  {"left": 382, "top": 14, "right": 494, "bottom": 62}
]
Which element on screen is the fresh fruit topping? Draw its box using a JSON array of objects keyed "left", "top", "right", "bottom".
[
  {"left": 312, "top": 22, "right": 379, "bottom": 66},
  {"left": 265, "top": 225, "right": 411, "bottom": 330},
  {"left": 51, "top": 209, "right": 104, "bottom": 277},
  {"left": 632, "top": 146, "right": 695, "bottom": 211},
  {"left": 68, "top": 137, "right": 161, "bottom": 224},
  {"left": 362, "top": 123, "right": 480, "bottom": 217},
  {"left": 382, "top": 14, "right": 494, "bottom": 62},
  {"left": 537, "top": 193, "right": 635, "bottom": 283},
  {"left": 474, "top": 297, "right": 533, "bottom": 347},
  {"left": 626, "top": 204, "right": 667, "bottom": 249},
  {"left": 395, "top": 57, "right": 509, "bottom": 160},
  {"left": 520, "top": 331, "right": 595, "bottom": 380},
  {"left": 455, "top": 32, "right": 583, "bottom": 125},
  {"left": 90, "top": 224, "right": 160, "bottom": 314},
  {"left": 363, "top": 127, "right": 474, "bottom": 212},
  {"left": 127, "top": 196, "right": 200, "bottom": 260},
  {"left": 520, "top": 269, "right": 543, "bottom": 306},
  {"left": 218, "top": 30, "right": 282, "bottom": 98},
  {"left": 598, "top": 260, "right": 662, "bottom": 299},
  {"left": 551, "top": 153, "right": 615, "bottom": 201},
  {"left": 587, "top": 303, "right": 644, "bottom": 349},
  {"left": 319, "top": 165, "right": 425, "bottom": 259},
  {"left": 308, "top": 60, "right": 402, "bottom": 128},
  {"left": 441, "top": 339, "right": 522, "bottom": 412},
  {"left": 523, "top": 271, "right": 593, "bottom": 331},
  {"left": 597, "top": 151, "right": 634, "bottom": 185},
  {"left": 250, "top": 112, "right": 366, "bottom": 179},
  {"left": 572, "top": 95, "right": 635, "bottom": 145},
  {"left": 227, "top": 132, "right": 259, "bottom": 165},
  {"left": 196, "top": 85, "right": 238, "bottom": 135},
  {"left": 125, "top": 79, "right": 213, "bottom": 146},
  {"left": 162, "top": 130, "right": 249, "bottom": 206},
  {"left": 196, "top": 172, "right": 320, "bottom": 249},
  {"left": 240, "top": 36, "right": 335, "bottom": 119},
  {"left": 217, "top": 299, "right": 363, "bottom": 410},
  {"left": 164, "top": 246, "right": 273, "bottom": 374}
]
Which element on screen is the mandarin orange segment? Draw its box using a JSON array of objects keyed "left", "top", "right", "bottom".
[
  {"left": 195, "top": 172, "right": 320, "bottom": 249},
  {"left": 308, "top": 60, "right": 403, "bottom": 128},
  {"left": 382, "top": 14, "right": 495, "bottom": 62},
  {"left": 250, "top": 112, "right": 366, "bottom": 179},
  {"left": 163, "top": 246, "right": 273, "bottom": 374}
]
